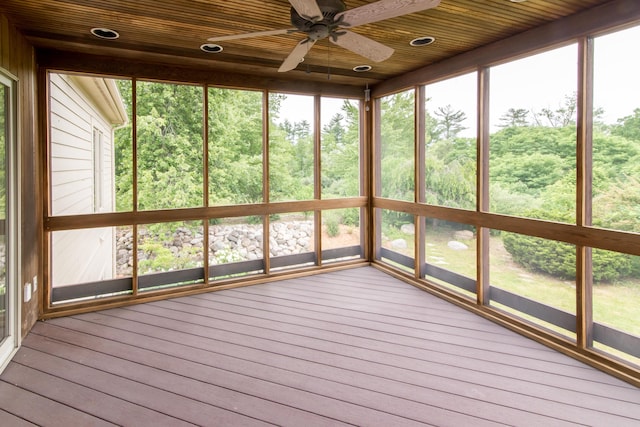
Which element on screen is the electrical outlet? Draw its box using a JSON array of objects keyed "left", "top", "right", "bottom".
[
  {"left": 33, "top": 275, "right": 38, "bottom": 293},
  {"left": 24, "top": 282, "right": 32, "bottom": 302}
]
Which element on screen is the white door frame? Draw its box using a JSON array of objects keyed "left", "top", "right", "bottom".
[{"left": 0, "top": 68, "right": 21, "bottom": 374}]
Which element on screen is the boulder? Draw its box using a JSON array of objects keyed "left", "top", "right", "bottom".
[
  {"left": 391, "top": 239, "right": 408, "bottom": 249},
  {"left": 447, "top": 240, "right": 468, "bottom": 251},
  {"left": 400, "top": 223, "right": 415, "bottom": 235}
]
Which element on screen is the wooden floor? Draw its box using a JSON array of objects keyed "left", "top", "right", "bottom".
[{"left": 1, "top": 267, "right": 639, "bottom": 426}]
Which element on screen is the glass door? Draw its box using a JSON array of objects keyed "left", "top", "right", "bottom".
[{"left": 0, "top": 70, "right": 17, "bottom": 373}]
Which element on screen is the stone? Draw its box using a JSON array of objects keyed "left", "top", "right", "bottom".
[
  {"left": 391, "top": 239, "right": 407, "bottom": 249},
  {"left": 447, "top": 240, "right": 468, "bottom": 251},
  {"left": 400, "top": 223, "right": 415, "bottom": 235}
]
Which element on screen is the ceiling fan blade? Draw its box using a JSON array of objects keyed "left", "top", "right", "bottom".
[
  {"left": 278, "top": 39, "right": 317, "bottom": 72},
  {"left": 288, "top": 0, "right": 323, "bottom": 21},
  {"left": 337, "top": 0, "right": 441, "bottom": 28},
  {"left": 330, "top": 30, "right": 394, "bottom": 62},
  {"left": 208, "top": 28, "right": 296, "bottom": 42}
]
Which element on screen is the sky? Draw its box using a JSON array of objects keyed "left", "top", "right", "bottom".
[
  {"left": 275, "top": 93, "right": 357, "bottom": 130},
  {"left": 278, "top": 24, "right": 640, "bottom": 136}
]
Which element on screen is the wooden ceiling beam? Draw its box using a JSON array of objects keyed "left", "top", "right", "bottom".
[{"left": 37, "top": 48, "right": 368, "bottom": 97}]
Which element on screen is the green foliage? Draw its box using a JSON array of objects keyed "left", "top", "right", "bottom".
[
  {"left": 499, "top": 108, "right": 529, "bottom": 127},
  {"left": 321, "top": 100, "right": 360, "bottom": 198},
  {"left": 268, "top": 95, "right": 316, "bottom": 201},
  {"left": 491, "top": 152, "right": 567, "bottom": 195},
  {"left": 425, "top": 137, "right": 476, "bottom": 209},
  {"left": 209, "top": 88, "right": 263, "bottom": 204},
  {"left": 114, "top": 80, "right": 204, "bottom": 210},
  {"left": 138, "top": 241, "right": 201, "bottom": 274},
  {"left": 611, "top": 108, "right": 640, "bottom": 142},
  {"left": 502, "top": 233, "right": 575, "bottom": 279},
  {"left": 592, "top": 177, "right": 640, "bottom": 232},
  {"left": 109, "top": 77, "right": 640, "bottom": 284},
  {"left": 325, "top": 216, "right": 340, "bottom": 237},
  {"left": 380, "top": 90, "right": 415, "bottom": 201},
  {"left": 503, "top": 232, "right": 635, "bottom": 283},
  {"left": 212, "top": 248, "right": 245, "bottom": 264},
  {"left": 490, "top": 125, "right": 576, "bottom": 160}
]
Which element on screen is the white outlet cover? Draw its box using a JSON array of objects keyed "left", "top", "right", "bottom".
[
  {"left": 33, "top": 275, "right": 38, "bottom": 292},
  {"left": 24, "top": 282, "right": 32, "bottom": 302}
]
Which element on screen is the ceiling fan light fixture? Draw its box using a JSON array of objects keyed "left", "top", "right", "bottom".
[
  {"left": 410, "top": 36, "right": 435, "bottom": 46},
  {"left": 90, "top": 28, "right": 120, "bottom": 40},
  {"left": 353, "top": 65, "right": 372, "bottom": 72},
  {"left": 200, "top": 43, "right": 223, "bottom": 53}
]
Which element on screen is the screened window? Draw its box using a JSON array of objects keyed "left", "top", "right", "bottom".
[
  {"left": 379, "top": 90, "right": 415, "bottom": 201},
  {"left": 423, "top": 72, "right": 477, "bottom": 210},
  {"left": 269, "top": 93, "right": 314, "bottom": 202},
  {"left": 489, "top": 45, "right": 578, "bottom": 222}
]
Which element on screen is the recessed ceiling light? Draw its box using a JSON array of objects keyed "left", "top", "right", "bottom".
[
  {"left": 200, "top": 43, "right": 223, "bottom": 53},
  {"left": 353, "top": 65, "right": 372, "bottom": 72},
  {"left": 90, "top": 28, "right": 120, "bottom": 40},
  {"left": 410, "top": 36, "right": 435, "bottom": 47},
  {"left": 509, "top": 0, "right": 527, "bottom": 2}
]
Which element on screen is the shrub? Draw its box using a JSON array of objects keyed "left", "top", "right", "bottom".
[
  {"left": 502, "top": 232, "right": 634, "bottom": 283},
  {"left": 326, "top": 217, "right": 340, "bottom": 238}
]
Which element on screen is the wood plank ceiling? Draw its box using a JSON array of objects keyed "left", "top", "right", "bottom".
[{"left": 0, "top": 0, "right": 615, "bottom": 87}]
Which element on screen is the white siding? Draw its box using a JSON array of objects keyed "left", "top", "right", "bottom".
[{"left": 50, "top": 74, "right": 116, "bottom": 287}]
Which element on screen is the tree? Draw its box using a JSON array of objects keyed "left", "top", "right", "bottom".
[
  {"left": 321, "top": 100, "right": 360, "bottom": 198},
  {"left": 433, "top": 105, "right": 467, "bottom": 140},
  {"left": 611, "top": 108, "right": 640, "bottom": 142},
  {"left": 208, "top": 87, "right": 263, "bottom": 204},
  {"left": 499, "top": 108, "right": 529, "bottom": 127},
  {"left": 380, "top": 90, "right": 415, "bottom": 201},
  {"left": 134, "top": 81, "right": 204, "bottom": 210},
  {"left": 531, "top": 92, "right": 577, "bottom": 127},
  {"left": 490, "top": 152, "right": 566, "bottom": 196}
]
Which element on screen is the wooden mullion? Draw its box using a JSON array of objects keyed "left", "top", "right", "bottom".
[
  {"left": 360, "top": 97, "right": 370, "bottom": 261},
  {"left": 314, "top": 95, "right": 322, "bottom": 265},
  {"left": 477, "top": 67, "right": 490, "bottom": 306},
  {"left": 41, "top": 68, "right": 52, "bottom": 311},
  {"left": 576, "top": 36, "right": 594, "bottom": 348},
  {"left": 131, "top": 78, "right": 139, "bottom": 295},
  {"left": 372, "top": 95, "right": 382, "bottom": 261},
  {"left": 202, "top": 85, "right": 210, "bottom": 285},
  {"left": 416, "top": 86, "right": 426, "bottom": 278},
  {"left": 263, "top": 89, "right": 270, "bottom": 274}
]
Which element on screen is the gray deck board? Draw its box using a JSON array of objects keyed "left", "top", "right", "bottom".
[{"left": 1, "top": 266, "right": 639, "bottom": 426}]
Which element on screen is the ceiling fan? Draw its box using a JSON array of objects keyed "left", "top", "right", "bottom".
[{"left": 208, "top": 0, "right": 441, "bottom": 72}]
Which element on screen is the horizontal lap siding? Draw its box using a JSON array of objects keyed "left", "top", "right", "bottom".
[
  {"left": 51, "top": 228, "right": 114, "bottom": 287},
  {"left": 49, "top": 73, "right": 115, "bottom": 288},
  {"left": 49, "top": 74, "right": 96, "bottom": 216}
]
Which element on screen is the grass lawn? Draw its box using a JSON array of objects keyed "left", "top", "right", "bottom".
[{"left": 382, "top": 223, "right": 640, "bottom": 350}]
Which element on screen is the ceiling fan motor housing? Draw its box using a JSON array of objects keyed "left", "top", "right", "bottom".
[{"left": 290, "top": 0, "right": 346, "bottom": 40}]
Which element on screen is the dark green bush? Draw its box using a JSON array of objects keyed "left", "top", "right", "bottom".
[{"left": 502, "top": 232, "right": 634, "bottom": 283}]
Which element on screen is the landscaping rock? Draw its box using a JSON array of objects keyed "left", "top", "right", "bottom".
[
  {"left": 391, "top": 239, "right": 408, "bottom": 249},
  {"left": 116, "top": 221, "right": 314, "bottom": 276},
  {"left": 447, "top": 240, "right": 468, "bottom": 251},
  {"left": 400, "top": 223, "right": 415, "bottom": 235}
]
